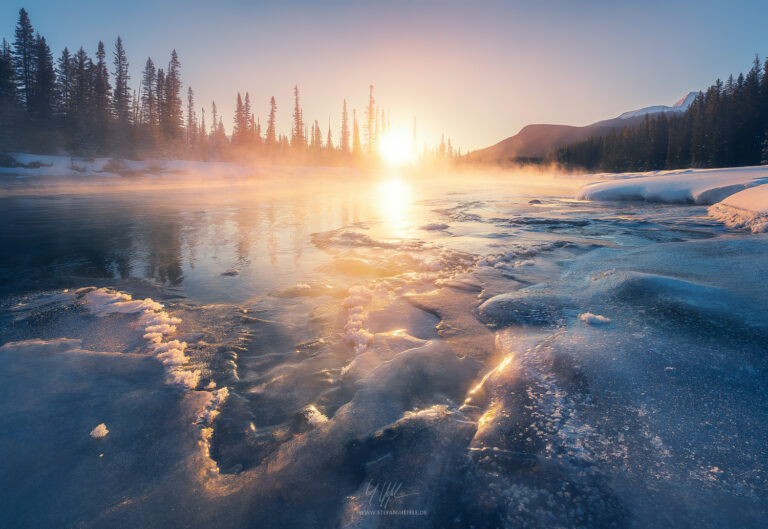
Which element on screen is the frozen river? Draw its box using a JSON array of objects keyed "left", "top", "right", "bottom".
[{"left": 0, "top": 171, "right": 766, "bottom": 528}]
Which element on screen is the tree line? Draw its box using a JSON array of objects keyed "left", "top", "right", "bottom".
[
  {"left": 0, "top": 7, "right": 458, "bottom": 165},
  {"left": 552, "top": 56, "right": 768, "bottom": 172}
]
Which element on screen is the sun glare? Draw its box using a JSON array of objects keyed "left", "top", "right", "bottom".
[{"left": 378, "top": 129, "right": 416, "bottom": 166}]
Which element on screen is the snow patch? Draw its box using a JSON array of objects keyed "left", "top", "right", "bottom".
[
  {"left": 89, "top": 423, "right": 109, "bottom": 438},
  {"left": 303, "top": 405, "right": 329, "bottom": 427},
  {"left": 578, "top": 312, "right": 612, "bottom": 325},
  {"left": 80, "top": 287, "right": 199, "bottom": 388}
]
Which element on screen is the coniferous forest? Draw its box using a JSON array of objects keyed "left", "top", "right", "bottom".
[
  {"left": 0, "top": 7, "right": 458, "bottom": 165},
  {"left": 552, "top": 57, "right": 768, "bottom": 172}
]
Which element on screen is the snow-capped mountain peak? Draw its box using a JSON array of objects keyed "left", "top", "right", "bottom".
[
  {"left": 618, "top": 91, "right": 697, "bottom": 120},
  {"left": 672, "top": 91, "right": 698, "bottom": 108}
]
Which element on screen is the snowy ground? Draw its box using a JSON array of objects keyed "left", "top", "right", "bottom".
[{"left": 0, "top": 162, "right": 766, "bottom": 528}]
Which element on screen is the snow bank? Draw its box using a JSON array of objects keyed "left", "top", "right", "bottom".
[
  {"left": 0, "top": 152, "right": 260, "bottom": 179},
  {"left": 708, "top": 184, "right": 768, "bottom": 233},
  {"left": 575, "top": 166, "right": 768, "bottom": 204}
]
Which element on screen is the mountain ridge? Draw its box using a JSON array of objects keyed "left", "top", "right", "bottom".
[{"left": 467, "top": 92, "right": 697, "bottom": 164}]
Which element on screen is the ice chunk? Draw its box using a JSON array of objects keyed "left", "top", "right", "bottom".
[
  {"left": 420, "top": 222, "right": 450, "bottom": 231},
  {"left": 578, "top": 312, "right": 612, "bottom": 325},
  {"left": 477, "top": 290, "right": 568, "bottom": 327},
  {"left": 302, "top": 405, "right": 329, "bottom": 427},
  {"left": 89, "top": 423, "right": 109, "bottom": 438}
]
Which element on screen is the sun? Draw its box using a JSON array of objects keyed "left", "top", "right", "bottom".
[{"left": 378, "top": 129, "right": 416, "bottom": 166}]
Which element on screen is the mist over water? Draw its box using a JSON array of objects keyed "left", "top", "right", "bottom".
[{"left": 1, "top": 168, "right": 766, "bottom": 528}]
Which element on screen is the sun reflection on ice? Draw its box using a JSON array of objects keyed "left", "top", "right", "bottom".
[{"left": 375, "top": 178, "right": 413, "bottom": 236}]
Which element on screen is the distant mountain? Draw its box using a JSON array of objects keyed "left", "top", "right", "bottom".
[
  {"left": 616, "top": 91, "right": 697, "bottom": 120},
  {"left": 467, "top": 92, "right": 698, "bottom": 164}
]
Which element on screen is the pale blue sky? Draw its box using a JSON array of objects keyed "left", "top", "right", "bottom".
[{"left": 4, "top": 0, "right": 767, "bottom": 150}]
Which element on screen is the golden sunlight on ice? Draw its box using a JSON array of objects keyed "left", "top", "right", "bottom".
[{"left": 375, "top": 178, "right": 413, "bottom": 236}]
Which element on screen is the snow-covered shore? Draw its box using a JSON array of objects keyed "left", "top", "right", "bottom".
[
  {"left": 0, "top": 152, "right": 261, "bottom": 179},
  {"left": 575, "top": 165, "right": 768, "bottom": 232}
]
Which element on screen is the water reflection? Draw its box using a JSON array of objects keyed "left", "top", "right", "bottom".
[
  {"left": 375, "top": 178, "right": 413, "bottom": 237},
  {"left": 0, "top": 182, "right": 422, "bottom": 302}
]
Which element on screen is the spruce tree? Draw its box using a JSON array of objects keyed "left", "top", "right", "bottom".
[
  {"left": 266, "top": 96, "right": 277, "bottom": 146},
  {"left": 164, "top": 50, "right": 183, "bottom": 139},
  {"left": 12, "top": 8, "right": 35, "bottom": 110},
  {"left": 186, "top": 87, "right": 196, "bottom": 147},
  {"left": 365, "top": 85, "right": 375, "bottom": 154},
  {"left": 244, "top": 92, "right": 252, "bottom": 143},
  {"left": 210, "top": 100, "right": 218, "bottom": 136},
  {"left": 292, "top": 85, "right": 305, "bottom": 148},
  {"left": 312, "top": 119, "right": 321, "bottom": 149},
  {"left": 340, "top": 99, "right": 349, "bottom": 153},
  {"left": 112, "top": 36, "right": 130, "bottom": 123},
  {"left": 56, "top": 47, "right": 73, "bottom": 120},
  {"left": 92, "top": 41, "right": 111, "bottom": 148},
  {"left": 140, "top": 58, "right": 156, "bottom": 128},
  {"left": 155, "top": 68, "right": 165, "bottom": 132},
  {"left": 233, "top": 92, "right": 244, "bottom": 144},
  {"left": 0, "top": 39, "right": 18, "bottom": 151},
  {"left": 0, "top": 39, "right": 17, "bottom": 108},
  {"left": 30, "top": 34, "right": 56, "bottom": 123},
  {"left": 71, "top": 47, "right": 93, "bottom": 154},
  {"left": 352, "top": 108, "right": 361, "bottom": 155}
]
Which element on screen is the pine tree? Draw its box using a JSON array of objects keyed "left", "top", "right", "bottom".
[
  {"left": 186, "top": 86, "right": 196, "bottom": 146},
  {"left": 55, "top": 47, "right": 73, "bottom": 120},
  {"left": 92, "top": 40, "right": 111, "bottom": 146},
  {"left": 254, "top": 116, "right": 262, "bottom": 144},
  {"left": 0, "top": 39, "right": 17, "bottom": 108},
  {"left": 30, "top": 33, "right": 56, "bottom": 123},
  {"left": 156, "top": 68, "right": 165, "bottom": 131},
  {"left": 70, "top": 47, "right": 93, "bottom": 154},
  {"left": 352, "top": 108, "right": 361, "bottom": 155},
  {"left": 164, "top": 50, "right": 183, "bottom": 139},
  {"left": 326, "top": 118, "right": 332, "bottom": 150},
  {"left": 12, "top": 8, "right": 35, "bottom": 110},
  {"left": 112, "top": 36, "right": 130, "bottom": 123},
  {"left": 292, "top": 85, "right": 305, "bottom": 148},
  {"left": 140, "top": 58, "right": 156, "bottom": 128},
  {"left": 312, "top": 119, "right": 321, "bottom": 149},
  {"left": 365, "top": 85, "right": 375, "bottom": 154},
  {"left": 244, "top": 92, "right": 252, "bottom": 143},
  {"left": 379, "top": 108, "right": 385, "bottom": 139},
  {"left": 266, "top": 96, "right": 277, "bottom": 146},
  {"left": 340, "top": 99, "right": 349, "bottom": 153},
  {"left": 198, "top": 106, "right": 207, "bottom": 159},
  {"left": 199, "top": 107, "right": 206, "bottom": 140},
  {"left": 210, "top": 100, "right": 218, "bottom": 136},
  {"left": 233, "top": 92, "right": 244, "bottom": 144},
  {"left": 0, "top": 39, "right": 18, "bottom": 150}
]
